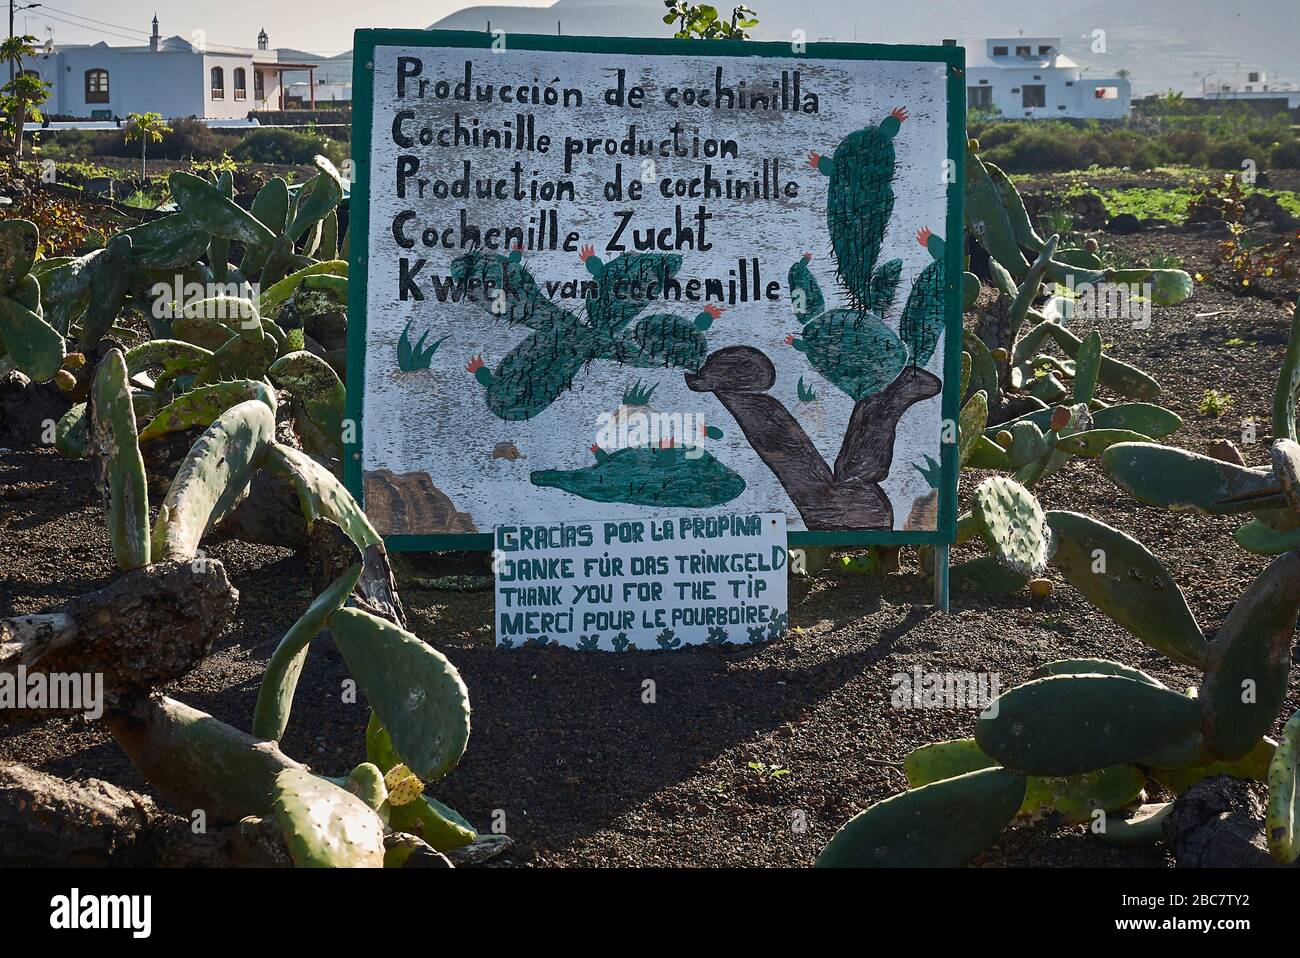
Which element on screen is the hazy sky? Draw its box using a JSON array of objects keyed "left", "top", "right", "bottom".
[{"left": 17, "top": 1, "right": 553, "bottom": 55}]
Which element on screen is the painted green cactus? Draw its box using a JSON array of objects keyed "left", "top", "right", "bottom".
[
  {"left": 897, "top": 227, "right": 946, "bottom": 368},
  {"left": 809, "top": 106, "right": 907, "bottom": 315},
  {"left": 453, "top": 245, "right": 721, "bottom": 421},
  {"left": 784, "top": 227, "right": 947, "bottom": 402},
  {"left": 531, "top": 441, "right": 745, "bottom": 507}
]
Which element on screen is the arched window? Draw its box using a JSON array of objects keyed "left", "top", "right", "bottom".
[
  {"left": 211, "top": 66, "right": 224, "bottom": 100},
  {"left": 84, "top": 68, "right": 109, "bottom": 104},
  {"left": 233, "top": 67, "right": 246, "bottom": 100}
]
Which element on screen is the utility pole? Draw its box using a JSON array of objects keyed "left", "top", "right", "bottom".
[{"left": 8, "top": 1, "right": 40, "bottom": 84}]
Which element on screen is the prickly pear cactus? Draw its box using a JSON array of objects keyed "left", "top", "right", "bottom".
[{"left": 970, "top": 477, "right": 1051, "bottom": 577}]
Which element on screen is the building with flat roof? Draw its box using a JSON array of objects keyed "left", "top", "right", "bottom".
[
  {"left": 18, "top": 16, "right": 320, "bottom": 120},
  {"left": 954, "top": 36, "right": 1131, "bottom": 120}
]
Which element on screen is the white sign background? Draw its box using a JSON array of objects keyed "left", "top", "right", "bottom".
[
  {"left": 361, "top": 43, "right": 951, "bottom": 535},
  {"left": 494, "top": 513, "right": 788, "bottom": 649}
]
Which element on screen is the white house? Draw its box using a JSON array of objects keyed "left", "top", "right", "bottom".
[
  {"left": 18, "top": 17, "right": 320, "bottom": 121},
  {"left": 1198, "top": 68, "right": 1300, "bottom": 109},
  {"left": 955, "top": 37, "right": 1132, "bottom": 120}
]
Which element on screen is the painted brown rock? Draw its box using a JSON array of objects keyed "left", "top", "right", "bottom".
[
  {"left": 491, "top": 441, "right": 525, "bottom": 461},
  {"left": 363, "top": 469, "right": 477, "bottom": 536}
]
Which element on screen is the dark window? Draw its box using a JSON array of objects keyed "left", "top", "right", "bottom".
[
  {"left": 1022, "top": 84, "right": 1046, "bottom": 108},
  {"left": 85, "top": 68, "right": 109, "bottom": 103},
  {"left": 1039, "top": 45, "right": 1052, "bottom": 55},
  {"left": 253, "top": 69, "right": 264, "bottom": 100},
  {"left": 992, "top": 45, "right": 1008, "bottom": 56},
  {"left": 1016, "top": 45, "right": 1031, "bottom": 56},
  {"left": 233, "top": 67, "right": 246, "bottom": 100},
  {"left": 968, "top": 86, "right": 994, "bottom": 109},
  {"left": 211, "top": 66, "right": 224, "bottom": 100}
]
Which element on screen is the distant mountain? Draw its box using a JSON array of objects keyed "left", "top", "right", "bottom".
[
  {"left": 430, "top": 0, "right": 1100, "bottom": 43},
  {"left": 274, "top": 47, "right": 354, "bottom": 85},
  {"left": 1044, "top": 0, "right": 1300, "bottom": 97},
  {"left": 282, "top": 0, "right": 1297, "bottom": 98}
]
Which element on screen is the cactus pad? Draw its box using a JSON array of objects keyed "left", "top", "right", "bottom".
[
  {"left": 329, "top": 607, "right": 471, "bottom": 783},
  {"left": 815, "top": 768, "right": 1025, "bottom": 868},
  {"left": 138, "top": 379, "right": 277, "bottom": 443},
  {"left": 252, "top": 564, "right": 362, "bottom": 741},
  {"left": 975, "top": 674, "right": 1203, "bottom": 776},
  {"left": 1045, "top": 510, "right": 1207, "bottom": 667},
  {"left": 1101, "top": 442, "right": 1285, "bottom": 515},
  {"left": 970, "top": 477, "right": 1051, "bottom": 577},
  {"left": 1269, "top": 438, "right": 1300, "bottom": 515},
  {"left": 152, "top": 399, "right": 277, "bottom": 561},
  {"left": 1201, "top": 550, "right": 1300, "bottom": 761},
  {"left": 271, "top": 768, "right": 385, "bottom": 868},
  {"left": 0, "top": 219, "right": 38, "bottom": 294},
  {"left": 92, "top": 349, "right": 151, "bottom": 572},
  {"left": 1266, "top": 709, "right": 1300, "bottom": 864}
]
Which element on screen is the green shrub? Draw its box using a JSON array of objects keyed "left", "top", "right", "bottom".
[
  {"left": 90, "top": 117, "right": 231, "bottom": 161},
  {"left": 232, "top": 127, "right": 345, "bottom": 166},
  {"left": 1273, "top": 139, "right": 1300, "bottom": 170},
  {"left": 1207, "top": 136, "right": 1258, "bottom": 171}
]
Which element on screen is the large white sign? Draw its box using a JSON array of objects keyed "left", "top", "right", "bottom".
[
  {"left": 350, "top": 33, "right": 961, "bottom": 545},
  {"left": 494, "top": 513, "right": 788, "bottom": 650}
]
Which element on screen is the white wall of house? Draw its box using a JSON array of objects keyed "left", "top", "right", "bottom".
[
  {"left": 18, "top": 34, "right": 289, "bottom": 120},
  {"left": 962, "top": 37, "right": 1131, "bottom": 120}
]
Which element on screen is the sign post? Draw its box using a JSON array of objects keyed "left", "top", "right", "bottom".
[{"left": 347, "top": 31, "right": 965, "bottom": 637}]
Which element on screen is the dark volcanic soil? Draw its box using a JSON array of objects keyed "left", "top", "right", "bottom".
[{"left": 2, "top": 231, "right": 1298, "bottom": 867}]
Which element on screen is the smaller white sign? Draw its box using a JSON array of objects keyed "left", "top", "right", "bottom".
[{"left": 494, "top": 513, "right": 789, "bottom": 650}]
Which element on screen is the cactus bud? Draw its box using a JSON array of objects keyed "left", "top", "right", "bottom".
[
  {"left": 991, "top": 347, "right": 1008, "bottom": 363},
  {"left": 1050, "top": 406, "right": 1071, "bottom": 431},
  {"left": 54, "top": 369, "right": 77, "bottom": 393},
  {"left": 62, "top": 351, "right": 86, "bottom": 371},
  {"left": 1083, "top": 238, "right": 1099, "bottom": 254},
  {"left": 995, "top": 430, "right": 1014, "bottom": 449},
  {"left": 968, "top": 138, "right": 980, "bottom": 153},
  {"left": 1029, "top": 578, "right": 1053, "bottom": 597}
]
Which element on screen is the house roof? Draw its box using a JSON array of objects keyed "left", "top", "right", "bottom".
[{"left": 254, "top": 60, "right": 317, "bottom": 70}]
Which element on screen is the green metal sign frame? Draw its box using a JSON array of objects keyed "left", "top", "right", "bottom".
[{"left": 346, "top": 29, "right": 966, "bottom": 553}]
